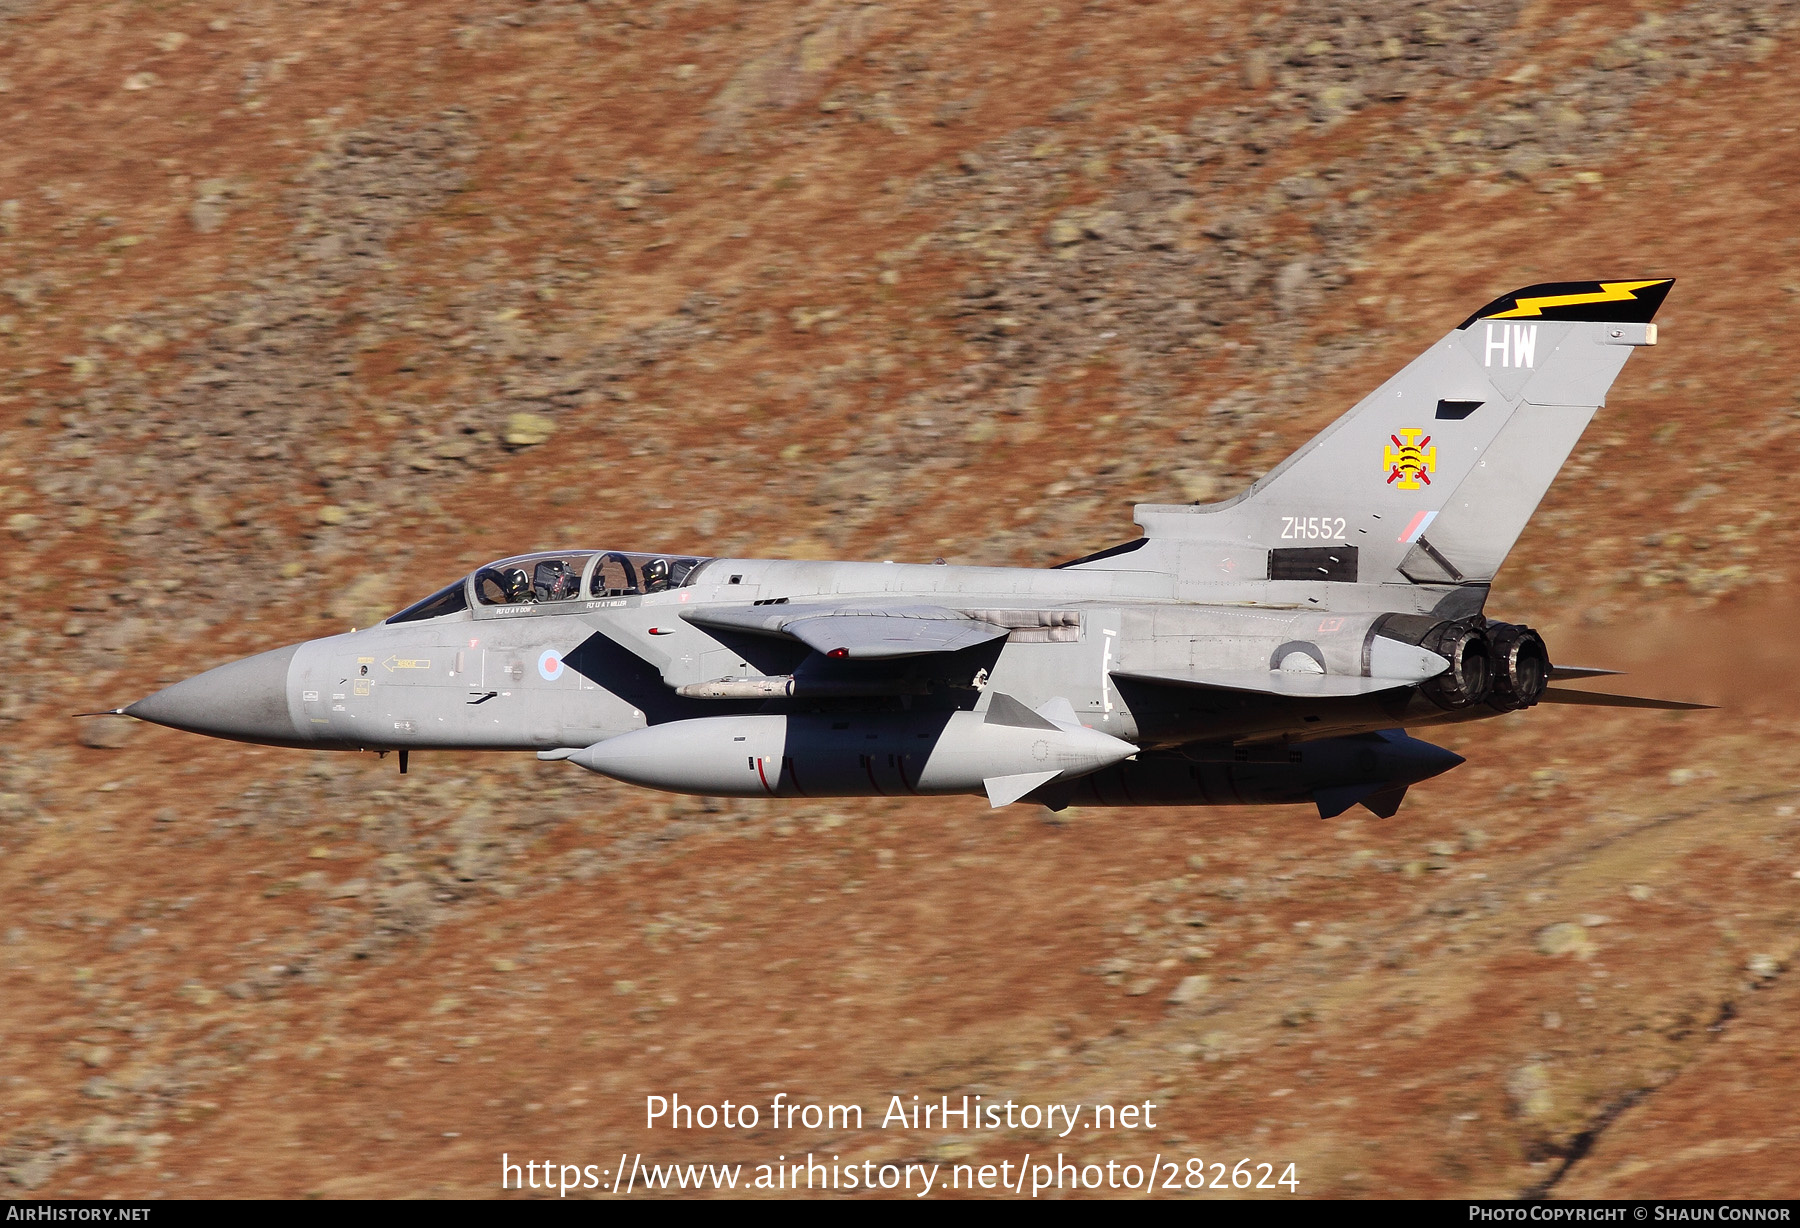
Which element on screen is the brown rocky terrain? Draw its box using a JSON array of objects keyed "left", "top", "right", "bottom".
[{"left": 2, "top": 0, "right": 1798, "bottom": 1200}]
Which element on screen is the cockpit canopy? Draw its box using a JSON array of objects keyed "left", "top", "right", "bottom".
[
  {"left": 473, "top": 553, "right": 589, "bottom": 606},
  {"left": 384, "top": 550, "right": 714, "bottom": 624}
]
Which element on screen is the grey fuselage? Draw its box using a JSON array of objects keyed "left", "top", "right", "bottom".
[
  {"left": 125, "top": 279, "right": 1684, "bottom": 814},
  {"left": 125, "top": 551, "right": 1489, "bottom": 806}
]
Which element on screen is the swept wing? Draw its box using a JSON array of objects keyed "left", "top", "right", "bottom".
[{"left": 680, "top": 603, "right": 1008, "bottom": 660}]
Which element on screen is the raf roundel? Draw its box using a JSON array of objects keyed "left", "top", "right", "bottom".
[{"left": 537, "top": 649, "right": 564, "bottom": 682}]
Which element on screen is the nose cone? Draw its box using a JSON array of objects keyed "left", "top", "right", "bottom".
[
  {"left": 1065, "top": 724, "right": 1141, "bottom": 773},
  {"left": 126, "top": 643, "right": 303, "bottom": 747},
  {"left": 568, "top": 716, "right": 787, "bottom": 795},
  {"left": 1374, "top": 730, "right": 1466, "bottom": 783},
  {"left": 1415, "top": 741, "right": 1467, "bottom": 781}
]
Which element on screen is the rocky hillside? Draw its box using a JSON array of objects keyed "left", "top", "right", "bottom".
[{"left": 2, "top": 0, "right": 1798, "bottom": 1198}]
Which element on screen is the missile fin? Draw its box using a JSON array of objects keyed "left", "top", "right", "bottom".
[
  {"left": 1034, "top": 696, "right": 1083, "bottom": 731},
  {"left": 984, "top": 769, "right": 1062, "bottom": 808},
  {"left": 983, "top": 692, "right": 1060, "bottom": 730},
  {"left": 1360, "top": 784, "right": 1409, "bottom": 818},
  {"left": 1313, "top": 782, "right": 1381, "bottom": 819}
]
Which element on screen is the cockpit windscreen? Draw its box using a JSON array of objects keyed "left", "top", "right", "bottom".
[{"left": 385, "top": 580, "right": 470, "bottom": 625}]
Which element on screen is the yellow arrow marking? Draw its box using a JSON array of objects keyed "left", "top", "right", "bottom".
[
  {"left": 1486, "top": 279, "right": 1668, "bottom": 320},
  {"left": 382, "top": 656, "right": 432, "bottom": 672}
]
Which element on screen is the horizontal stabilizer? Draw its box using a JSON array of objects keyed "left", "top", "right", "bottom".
[
  {"left": 1539, "top": 688, "right": 1713, "bottom": 711},
  {"left": 683, "top": 603, "right": 1007, "bottom": 660},
  {"left": 1113, "top": 667, "right": 1418, "bottom": 699},
  {"left": 985, "top": 769, "right": 1062, "bottom": 808},
  {"left": 1549, "top": 665, "right": 1624, "bottom": 681}
]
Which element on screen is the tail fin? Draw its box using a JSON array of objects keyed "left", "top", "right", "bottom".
[{"left": 1119, "top": 279, "right": 1672, "bottom": 599}]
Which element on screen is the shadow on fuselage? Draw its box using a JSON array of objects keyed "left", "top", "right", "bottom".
[
  {"left": 565, "top": 626, "right": 1006, "bottom": 726},
  {"left": 1112, "top": 675, "right": 1416, "bottom": 746},
  {"left": 563, "top": 631, "right": 761, "bottom": 725}
]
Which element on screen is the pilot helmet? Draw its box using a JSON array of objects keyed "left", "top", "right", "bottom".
[
  {"left": 536, "top": 559, "right": 573, "bottom": 599},
  {"left": 642, "top": 557, "right": 671, "bottom": 591},
  {"left": 502, "top": 567, "right": 531, "bottom": 601}
]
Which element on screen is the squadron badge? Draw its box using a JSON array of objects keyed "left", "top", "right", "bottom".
[{"left": 1385, "top": 428, "right": 1435, "bottom": 490}]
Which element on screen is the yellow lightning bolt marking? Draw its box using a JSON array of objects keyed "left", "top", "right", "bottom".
[{"left": 1486, "top": 279, "right": 1669, "bottom": 320}]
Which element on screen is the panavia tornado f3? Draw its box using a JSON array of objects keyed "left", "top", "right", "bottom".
[{"left": 113, "top": 279, "right": 1707, "bottom": 818}]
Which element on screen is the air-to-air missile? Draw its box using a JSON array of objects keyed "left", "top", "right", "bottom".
[{"left": 109, "top": 280, "right": 1707, "bottom": 818}]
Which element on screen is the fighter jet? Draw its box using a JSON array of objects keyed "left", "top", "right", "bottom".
[{"left": 110, "top": 279, "right": 1706, "bottom": 818}]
